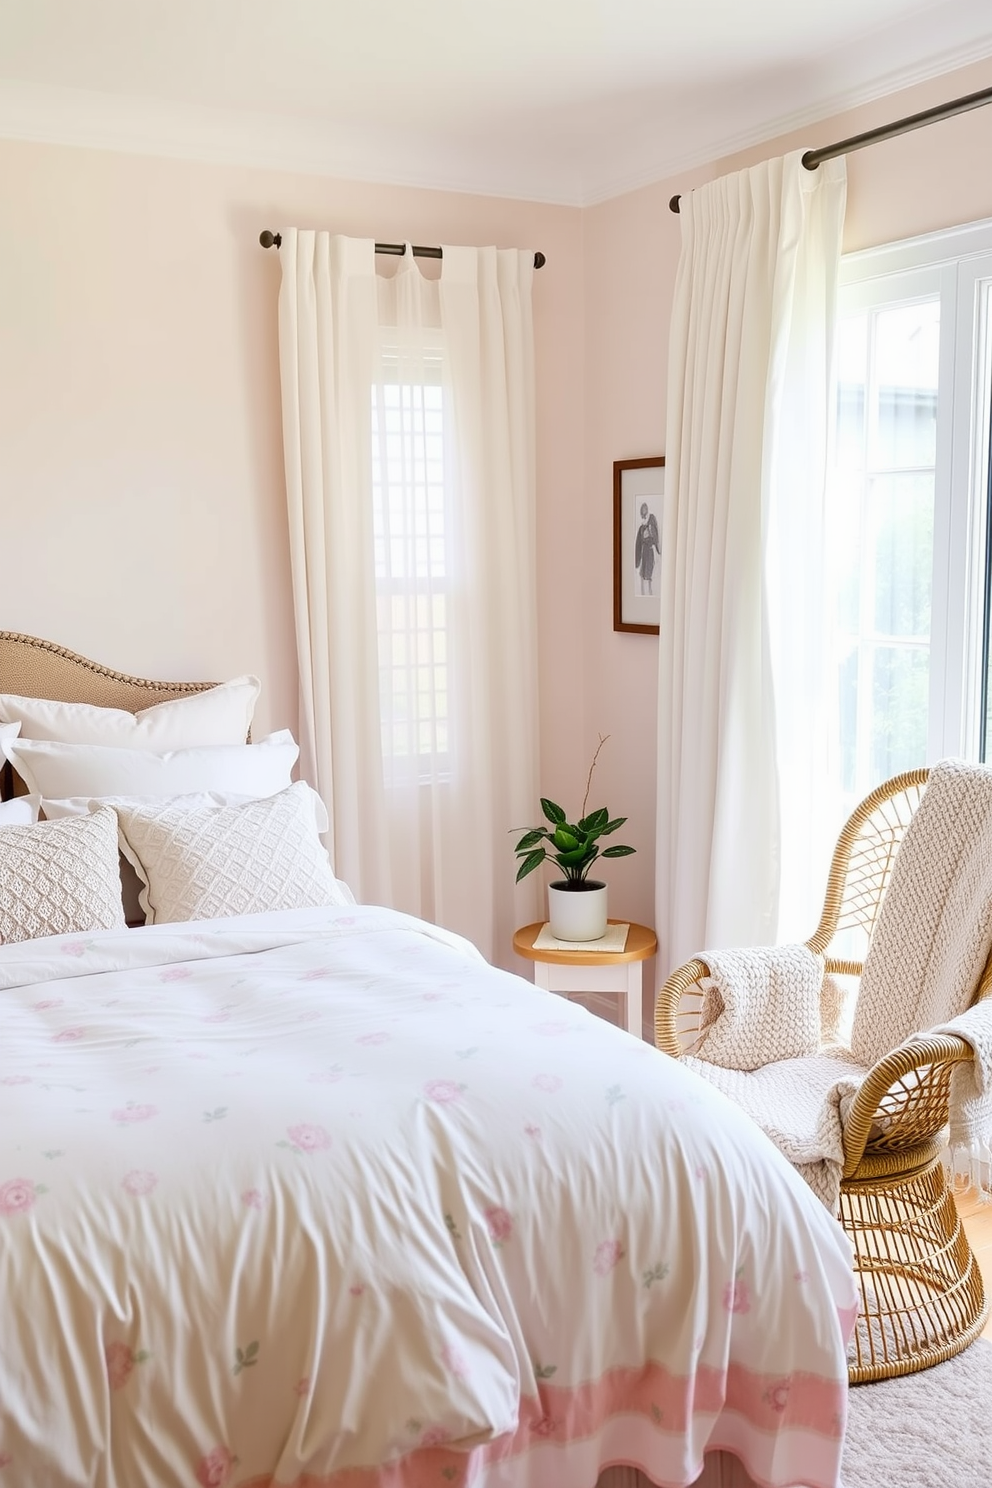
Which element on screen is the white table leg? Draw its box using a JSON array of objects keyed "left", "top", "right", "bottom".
[
  {"left": 625, "top": 962, "right": 643, "bottom": 1039},
  {"left": 533, "top": 962, "right": 553, "bottom": 993}
]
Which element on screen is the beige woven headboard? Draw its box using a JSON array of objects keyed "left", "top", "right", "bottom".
[{"left": 0, "top": 632, "right": 218, "bottom": 799}]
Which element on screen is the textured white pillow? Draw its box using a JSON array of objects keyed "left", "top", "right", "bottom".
[
  {"left": 115, "top": 782, "right": 355, "bottom": 926},
  {"left": 40, "top": 789, "right": 328, "bottom": 930},
  {"left": 42, "top": 789, "right": 329, "bottom": 832},
  {"left": 0, "top": 808, "right": 126, "bottom": 943},
  {"left": 0, "top": 795, "right": 41, "bottom": 825},
  {"left": 1, "top": 731, "right": 299, "bottom": 802},
  {"left": 0, "top": 676, "right": 260, "bottom": 748}
]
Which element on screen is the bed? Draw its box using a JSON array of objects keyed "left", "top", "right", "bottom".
[{"left": 0, "top": 634, "right": 858, "bottom": 1488}]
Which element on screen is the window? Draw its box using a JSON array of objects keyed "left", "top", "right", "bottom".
[
  {"left": 370, "top": 349, "right": 451, "bottom": 779},
  {"left": 825, "top": 220, "right": 992, "bottom": 813}
]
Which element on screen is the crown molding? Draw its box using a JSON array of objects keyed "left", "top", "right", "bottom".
[
  {"left": 577, "top": 33, "right": 992, "bottom": 205},
  {"left": 0, "top": 79, "right": 586, "bottom": 206},
  {"left": 1, "top": 28, "right": 992, "bottom": 212}
]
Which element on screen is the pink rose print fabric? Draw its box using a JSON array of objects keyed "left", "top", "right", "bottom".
[
  {"left": 0, "top": 1178, "right": 39, "bottom": 1216},
  {"left": 485, "top": 1206, "right": 513, "bottom": 1244},
  {"left": 0, "top": 902, "right": 855, "bottom": 1488},
  {"left": 195, "top": 1445, "right": 236, "bottom": 1488},
  {"left": 423, "top": 1079, "right": 465, "bottom": 1104},
  {"left": 111, "top": 1103, "right": 158, "bottom": 1124},
  {"left": 121, "top": 1170, "right": 158, "bottom": 1198},
  {"left": 593, "top": 1239, "right": 626, "bottom": 1277},
  {"left": 284, "top": 1123, "right": 331, "bottom": 1154},
  {"left": 105, "top": 1341, "right": 148, "bottom": 1391},
  {"left": 723, "top": 1277, "right": 752, "bottom": 1314}
]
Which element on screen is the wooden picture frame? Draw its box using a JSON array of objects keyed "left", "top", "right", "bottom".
[{"left": 613, "top": 457, "right": 665, "bottom": 634}]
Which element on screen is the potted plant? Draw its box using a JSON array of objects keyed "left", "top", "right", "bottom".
[{"left": 513, "top": 736, "right": 635, "bottom": 941}]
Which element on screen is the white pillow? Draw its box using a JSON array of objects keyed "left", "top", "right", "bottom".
[
  {"left": 1, "top": 731, "right": 299, "bottom": 802},
  {"left": 0, "top": 808, "right": 126, "bottom": 944},
  {"left": 0, "top": 676, "right": 260, "bottom": 748},
  {"left": 41, "top": 792, "right": 267, "bottom": 927},
  {"left": 0, "top": 794, "right": 41, "bottom": 825},
  {"left": 43, "top": 789, "right": 330, "bottom": 833},
  {"left": 41, "top": 788, "right": 328, "bottom": 930},
  {"left": 115, "top": 782, "right": 355, "bottom": 926}
]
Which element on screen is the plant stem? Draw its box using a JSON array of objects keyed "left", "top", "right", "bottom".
[{"left": 580, "top": 734, "right": 609, "bottom": 819}]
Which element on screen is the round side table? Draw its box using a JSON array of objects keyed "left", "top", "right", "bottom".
[{"left": 512, "top": 919, "right": 657, "bottom": 1039}]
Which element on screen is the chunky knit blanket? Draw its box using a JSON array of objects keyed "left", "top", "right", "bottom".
[
  {"left": 694, "top": 944, "right": 824, "bottom": 1070},
  {"left": 688, "top": 759, "right": 992, "bottom": 1211},
  {"left": 929, "top": 999, "right": 992, "bottom": 1202}
]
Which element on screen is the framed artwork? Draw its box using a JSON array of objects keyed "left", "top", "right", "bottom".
[{"left": 613, "top": 456, "right": 665, "bottom": 634}]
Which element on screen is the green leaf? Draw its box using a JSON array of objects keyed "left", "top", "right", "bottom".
[
  {"left": 552, "top": 827, "right": 580, "bottom": 851},
  {"left": 515, "top": 848, "right": 546, "bottom": 882},
  {"left": 540, "top": 798, "right": 566, "bottom": 825},
  {"left": 556, "top": 844, "right": 594, "bottom": 866},
  {"left": 599, "top": 816, "right": 628, "bottom": 836},
  {"left": 601, "top": 844, "right": 636, "bottom": 858},
  {"left": 579, "top": 807, "right": 609, "bottom": 832},
  {"left": 514, "top": 828, "right": 546, "bottom": 852}
]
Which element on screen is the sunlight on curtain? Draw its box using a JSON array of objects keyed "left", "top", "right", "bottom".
[
  {"left": 277, "top": 233, "right": 540, "bottom": 962},
  {"left": 656, "top": 152, "right": 847, "bottom": 971}
]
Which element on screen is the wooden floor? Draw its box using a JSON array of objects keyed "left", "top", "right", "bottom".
[{"left": 957, "top": 1188, "right": 992, "bottom": 1340}]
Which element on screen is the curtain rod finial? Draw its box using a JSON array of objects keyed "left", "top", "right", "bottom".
[
  {"left": 669, "top": 194, "right": 681, "bottom": 214},
  {"left": 259, "top": 230, "right": 282, "bottom": 249}
]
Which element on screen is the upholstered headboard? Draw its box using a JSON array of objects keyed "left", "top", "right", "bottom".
[{"left": 0, "top": 632, "right": 218, "bottom": 799}]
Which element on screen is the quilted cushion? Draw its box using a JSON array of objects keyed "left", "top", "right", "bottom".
[
  {"left": 115, "top": 782, "right": 355, "bottom": 926},
  {"left": 0, "top": 808, "right": 126, "bottom": 943}
]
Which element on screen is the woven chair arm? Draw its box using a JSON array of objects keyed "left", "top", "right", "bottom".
[
  {"left": 840, "top": 1032, "right": 975, "bottom": 1178},
  {"left": 655, "top": 958, "right": 712, "bottom": 1058}
]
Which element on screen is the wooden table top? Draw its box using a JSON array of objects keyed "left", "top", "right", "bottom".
[{"left": 513, "top": 919, "right": 658, "bottom": 966}]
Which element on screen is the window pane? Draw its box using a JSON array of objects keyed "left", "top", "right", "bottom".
[
  {"left": 869, "top": 303, "right": 940, "bottom": 470},
  {"left": 371, "top": 370, "right": 450, "bottom": 774},
  {"left": 869, "top": 644, "right": 929, "bottom": 781},
  {"left": 870, "top": 472, "right": 933, "bottom": 638},
  {"left": 829, "top": 293, "right": 940, "bottom": 802}
]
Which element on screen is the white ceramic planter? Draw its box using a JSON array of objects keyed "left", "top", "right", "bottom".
[{"left": 547, "top": 880, "right": 608, "bottom": 941}]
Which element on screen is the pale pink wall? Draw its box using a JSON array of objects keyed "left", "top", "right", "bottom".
[
  {"left": 583, "top": 55, "right": 992, "bottom": 975},
  {"left": 3, "top": 49, "right": 992, "bottom": 981},
  {"left": 0, "top": 142, "right": 584, "bottom": 784}
]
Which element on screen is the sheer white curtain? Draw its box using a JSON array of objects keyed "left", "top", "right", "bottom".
[
  {"left": 655, "top": 152, "right": 847, "bottom": 973},
  {"left": 278, "top": 232, "right": 541, "bottom": 961}
]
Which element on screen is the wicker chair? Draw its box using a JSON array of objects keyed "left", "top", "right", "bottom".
[{"left": 655, "top": 768, "right": 991, "bottom": 1383}]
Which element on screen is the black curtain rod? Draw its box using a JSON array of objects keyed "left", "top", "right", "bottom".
[
  {"left": 259, "top": 230, "right": 545, "bottom": 269},
  {"left": 668, "top": 81, "right": 992, "bottom": 213}
]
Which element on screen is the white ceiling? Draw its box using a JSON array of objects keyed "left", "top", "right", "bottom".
[{"left": 1, "top": 0, "right": 991, "bottom": 205}]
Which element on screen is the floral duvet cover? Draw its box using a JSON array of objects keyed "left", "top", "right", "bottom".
[{"left": 0, "top": 905, "right": 856, "bottom": 1488}]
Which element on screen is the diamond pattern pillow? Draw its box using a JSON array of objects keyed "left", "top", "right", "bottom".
[
  {"left": 115, "top": 782, "right": 355, "bottom": 926},
  {"left": 0, "top": 807, "right": 127, "bottom": 943}
]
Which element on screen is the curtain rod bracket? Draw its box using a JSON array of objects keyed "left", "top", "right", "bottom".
[{"left": 259, "top": 231, "right": 544, "bottom": 268}]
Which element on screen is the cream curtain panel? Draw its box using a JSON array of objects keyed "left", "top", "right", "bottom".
[
  {"left": 277, "top": 232, "right": 541, "bottom": 962},
  {"left": 656, "top": 152, "right": 847, "bottom": 973}
]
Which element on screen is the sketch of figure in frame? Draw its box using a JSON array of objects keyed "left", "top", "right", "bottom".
[{"left": 634, "top": 500, "right": 661, "bottom": 595}]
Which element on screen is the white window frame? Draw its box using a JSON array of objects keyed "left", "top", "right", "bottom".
[{"left": 836, "top": 217, "right": 992, "bottom": 767}]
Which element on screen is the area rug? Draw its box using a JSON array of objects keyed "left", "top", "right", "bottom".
[{"left": 841, "top": 1336, "right": 991, "bottom": 1487}]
